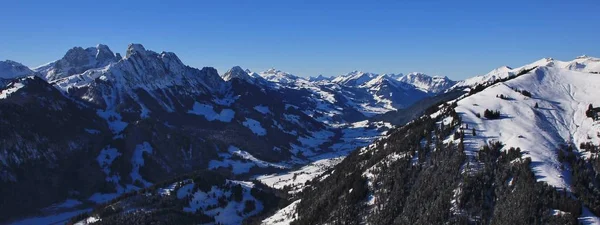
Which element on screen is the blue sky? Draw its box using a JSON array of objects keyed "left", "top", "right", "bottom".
[{"left": 0, "top": 0, "right": 598, "bottom": 80}]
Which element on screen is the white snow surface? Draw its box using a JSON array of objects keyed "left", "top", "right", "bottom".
[
  {"left": 96, "top": 109, "right": 128, "bottom": 134},
  {"left": 261, "top": 200, "right": 300, "bottom": 225},
  {"left": 130, "top": 142, "right": 153, "bottom": 187},
  {"left": 243, "top": 118, "right": 267, "bottom": 136},
  {"left": 455, "top": 66, "right": 600, "bottom": 191},
  {"left": 257, "top": 156, "right": 343, "bottom": 194},
  {"left": 453, "top": 56, "right": 600, "bottom": 89},
  {"left": 97, "top": 146, "right": 121, "bottom": 183},
  {"left": 188, "top": 102, "right": 235, "bottom": 122},
  {"left": 209, "top": 146, "right": 288, "bottom": 174},
  {"left": 254, "top": 105, "right": 271, "bottom": 114},
  {"left": 0, "top": 81, "right": 24, "bottom": 99}
]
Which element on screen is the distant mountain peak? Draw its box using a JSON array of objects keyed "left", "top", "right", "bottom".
[
  {"left": 264, "top": 68, "right": 284, "bottom": 74},
  {"left": 577, "top": 55, "right": 590, "bottom": 59},
  {"left": 309, "top": 74, "right": 332, "bottom": 82},
  {"left": 223, "top": 66, "right": 252, "bottom": 81},
  {"left": 382, "top": 73, "right": 403, "bottom": 80},
  {"left": 332, "top": 71, "right": 379, "bottom": 86},
  {"left": 36, "top": 44, "right": 119, "bottom": 81},
  {"left": 258, "top": 68, "right": 300, "bottom": 84},
  {"left": 398, "top": 72, "right": 455, "bottom": 94},
  {"left": 0, "top": 60, "right": 34, "bottom": 79},
  {"left": 126, "top": 43, "right": 147, "bottom": 58}
]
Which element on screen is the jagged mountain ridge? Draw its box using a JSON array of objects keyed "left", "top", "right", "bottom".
[
  {"left": 0, "top": 44, "right": 394, "bottom": 224},
  {"left": 35, "top": 44, "right": 120, "bottom": 81}
]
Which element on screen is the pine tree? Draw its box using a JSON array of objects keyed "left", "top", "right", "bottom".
[
  {"left": 586, "top": 104, "right": 594, "bottom": 118},
  {"left": 534, "top": 103, "right": 539, "bottom": 108},
  {"left": 472, "top": 128, "right": 476, "bottom": 136}
]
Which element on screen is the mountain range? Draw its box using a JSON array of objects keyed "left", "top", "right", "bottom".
[{"left": 1, "top": 44, "right": 600, "bottom": 225}]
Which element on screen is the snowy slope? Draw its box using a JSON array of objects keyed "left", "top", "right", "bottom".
[
  {"left": 452, "top": 66, "right": 514, "bottom": 88},
  {"left": 455, "top": 66, "right": 600, "bottom": 190},
  {"left": 0, "top": 60, "right": 34, "bottom": 79},
  {"left": 453, "top": 56, "right": 600, "bottom": 89},
  {"left": 222, "top": 66, "right": 269, "bottom": 85}
]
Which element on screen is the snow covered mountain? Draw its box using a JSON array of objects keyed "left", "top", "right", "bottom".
[
  {"left": 35, "top": 44, "right": 120, "bottom": 81},
  {"left": 453, "top": 66, "right": 600, "bottom": 191},
  {"left": 0, "top": 44, "right": 395, "bottom": 224},
  {"left": 331, "top": 70, "right": 379, "bottom": 87},
  {"left": 308, "top": 74, "right": 333, "bottom": 82},
  {"left": 0, "top": 60, "right": 34, "bottom": 79},
  {"left": 358, "top": 74, "right": 430, "bottom": 111},
  {"left": 6, "top": 43, "right": 597, "bottom": 225},
  {"left": 244, "top": 68, "right": 436, "bottom": 118},
  {"left": 257, "top": 68, "right": 302, "bottom": 85},
  {"left": 452, "top": 56, "right": 600, "bottom": 89},
  {"left": 264, "top": 56, "right": 600, "bottom": 225},
  {"left": 397, "top": 72, "right": 456, "bottom": 94}
]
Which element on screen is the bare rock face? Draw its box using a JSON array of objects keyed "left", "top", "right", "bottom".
[{"left": 37, "top": 44, "right": 119, "bottom": 81}]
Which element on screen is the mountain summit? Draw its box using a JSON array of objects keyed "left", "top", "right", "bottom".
[
  {"left": 0, "top": 60, "right": 34, "bottom": 79},
  {"left": 35, "top": 44, "right": 119, "bottom": 81},
  {"left": 397, "top": 72, "right": 456, "bottom": 93}
]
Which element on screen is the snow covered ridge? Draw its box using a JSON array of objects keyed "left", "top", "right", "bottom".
[
  {"left": 397, "top": 72, "right": 456, "bottom": 94},
  {"left": 454, "top": 66, "right": 600, "bottom": 190},
  {"left": 452, "top": 55, "right": 600, "bottom": 89},
  {"left": 0, "top": 78, "right": 26, "bottom": 99},
  {"left": 0, "top": 60, "right": 34, "bottom": 79}
]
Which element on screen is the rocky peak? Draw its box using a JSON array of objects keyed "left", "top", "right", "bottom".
[
  {"left": 0, "top": 60, "right": 34, "bottom": 79},
  {"left": 96, "top": 44, "right": 117, "bottom": 62},
  {"left": 38, "top": 44, "right": 118, "bottom": 81},
  {"left": 223, "top": 66, "right": 251, "bottom": 81},
  {"left": 62, "top": 47, "right": 90, "bottom": 66},
  {"left": 126, "top": 43, "right": 147, "bottom": 58}
]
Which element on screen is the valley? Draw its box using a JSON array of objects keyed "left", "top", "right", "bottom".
[{"left": 1, "top": 44, "right": 600, "bottom": 225}]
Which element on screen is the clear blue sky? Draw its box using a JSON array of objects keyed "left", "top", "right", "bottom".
[{"left": 1, "top": 0, "right": 598, "bottom": 80}]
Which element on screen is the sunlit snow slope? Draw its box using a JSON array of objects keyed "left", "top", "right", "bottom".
[{"left": 456, "top": 66, "right": 600, "bottom": 191}]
